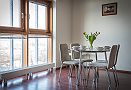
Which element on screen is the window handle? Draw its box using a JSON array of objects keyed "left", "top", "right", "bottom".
[
  {"left": 22, "top": 13, "right": 24, "bottom": 19},
  {"left": 21, "top": 13, "right": 24, "bottom": 29}
]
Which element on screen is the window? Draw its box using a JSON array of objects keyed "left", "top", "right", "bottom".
[
  {"left": 0, "top": 37, "right": 11, "bottom": 72},
  {"left": 0, "top": 0, "right": 52, "bottom": 72},
  {"left": 29, "top": 0, "right": 52, "bottom": 34},
  {"left": 29, "top": 37, "right": 48, "bottom": 66},
  {"left": 0, "top": 34, "right": 23, "bottom": 72},
  {"left": 0, "top": 0, "right": 23, "bottom": 32},
  {"left": 13, "top": 37, "right": 23, "bottom": 69},
  {"left": 29, "top": 2, "right": 47, "bottom": 30}
]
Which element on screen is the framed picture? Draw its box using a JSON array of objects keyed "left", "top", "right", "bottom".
[{"left": 102, "top": 2, "right": 117, "bottom": 16}]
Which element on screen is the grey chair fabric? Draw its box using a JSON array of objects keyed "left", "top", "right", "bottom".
[
  {"left": 114, "top": 44, "right": 120, "bottom": 66},
  {"left": 108, "top": 45, "right": 118, "bottom": 69},
  {"left": 60, "top": 44, "right": 71, "bottom": 62},
  {"left": 70, "top": 43, "right": 80, "bottom": 59}
]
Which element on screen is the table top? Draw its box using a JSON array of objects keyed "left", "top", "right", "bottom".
[
  {"left": 81, "top": 48, "right": 110, "bottom": 52},
  {"left": 71, "top": 47, "right": 110, "bottom": 53}
]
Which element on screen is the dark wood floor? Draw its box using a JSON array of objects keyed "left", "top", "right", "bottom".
[{"left": 0, "top": 68, "right": 131, "bottom": 90}]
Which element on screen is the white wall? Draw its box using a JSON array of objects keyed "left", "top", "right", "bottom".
[
  {"left": 72, "top": 0, "right": 131, "bottom": 71},
  {"left": 54, "top": 0, "right": 72, "bottom": 67}
]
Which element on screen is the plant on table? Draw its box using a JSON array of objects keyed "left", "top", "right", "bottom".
[{"left": 83, "top": 31, "right": 100, "bottom": 48}]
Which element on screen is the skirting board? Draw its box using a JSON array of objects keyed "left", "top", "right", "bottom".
[
  {"left": 56, "top": 66, "right": 131, "bottom": 74},
  {"left": 111, "top": 69, "right": 131, "bottom": 74},
  {"left": 97, "top": 68, "right": 131, "bottom": 74}
]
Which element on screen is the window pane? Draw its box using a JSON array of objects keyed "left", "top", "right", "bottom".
[
  {"left": 0, "top": 0, "right": 11, "bottom": 27},
  {"left": 38, "top": 38, "right": 48, "bottom": 64},
  {"left": 13, "top": 38, "right": 23, "bottom": 69},
  {"left": 0, "top": 37, "right": 11, "bottom": 72},
  {"left": 29, "top": 37, "right": 48, "bottom": 66},
  {"left": 29, "top": 38, "right": 37, "bottom": 66},
  {"left": 0, "top": 0, "right": 21, "bottom": 27},
  {"left": 38, "top": 5, "right": 46, "bottom": 30},
  {"left": 0, "top": 34, "right": 23, "bottom": 72},
  {"left": 13, "top": 0, "right": 21, "bottom": 27},
  {"left": 29, "top": 2, "right": 47, "bottom": 30},
  {"left": 29, "top": 2, "right": 37, "bottom": 29}
]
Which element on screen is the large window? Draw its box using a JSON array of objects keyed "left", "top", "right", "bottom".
[{"left": 0, "top": 0, "right": 52, "bottom": 72}]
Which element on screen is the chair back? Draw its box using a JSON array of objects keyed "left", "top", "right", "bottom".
[
  {"left": 114, "top": 44, "right": 120, "bottom": 66},
  {"left": 108, "top": 45, "right": 118, "bottom": 69},
  {"left": 60, "top": 44, "right": 71, "bottom": 62},
  {"left": 70, "top": 43, "right": 80, "bottom": 59}
]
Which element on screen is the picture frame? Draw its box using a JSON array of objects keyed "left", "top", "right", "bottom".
[{"left": 102, "top": 2, "right": 117, "bottom": 16}]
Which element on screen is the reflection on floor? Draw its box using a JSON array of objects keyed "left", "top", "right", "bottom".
[{"left": 0, "top": 68, "right": 131, "bottom": 90}]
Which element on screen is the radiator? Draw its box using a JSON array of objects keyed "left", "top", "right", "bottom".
[{"left": 0, "top": 63, "right": 55, "bottom": 84}]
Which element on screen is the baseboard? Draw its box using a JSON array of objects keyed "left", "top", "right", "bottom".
[
  {"left": 115, "top": 70, "right": 131, "bottom": 74},
  {"left": 55, "top": 65, "right": 131, "bottom": 74},
  {"left": 99, "top": 68, "right": 131, "bottom": 74}
]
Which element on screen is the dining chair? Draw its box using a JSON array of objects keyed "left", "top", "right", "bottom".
[
  {"left": 70, "top": 43, "right": 93, "bottom": 82},
  {"left": 70, "top": 43, "right": 93, "bottom": 64},
  {"left": 58, "top": 44, "right": 79, "bottom": 82},
  {"left": 88, "top": 44, "right": 120, "bottom": 86}
]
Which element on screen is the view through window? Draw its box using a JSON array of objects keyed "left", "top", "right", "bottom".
[
  {"left": 0, "top": 34, "right": 23, "bottom": 72},
  {"left": 29, "top": 37, "right": 48, "bottom": 66},
  {"left": 0, "top": 0, "right": 21, "bottom": 27}
]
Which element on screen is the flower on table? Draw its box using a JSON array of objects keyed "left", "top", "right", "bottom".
[{"left": 83, "top": 31, "right": 100, "bottom": 47}]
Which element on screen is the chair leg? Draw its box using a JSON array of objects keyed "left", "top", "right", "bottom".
[
  {"left": 114, "top": 66, "right": 119, "bottom": 86},
  {"left": 68, "top": 65, "right": 72, "bottom": 77},
  {"left": 93, "top": 67, "right": 96, "bottom": 82},
  {"left": 112, "top": 67, "right": 117, "bottom": 86},
  {"left": 106, "top": 68, "right": 111, "bottom": 86},
  {"left": 95, "top": 67, "right": 99, "bottom": 83},
  {"left": 93, "top": 67, "right": 98, "bottom": 87},
  {"left": 82, "top": 64, "right": 86, "bottom": 80},
  {"left": 86, "top": 66, "right": 91, "bottom": 86},
  {"left": 58, "top": 64, "right": 63, "bottom": 82},
  {"left": 68, "top": 65, "right": 71, "bottom": 77},
  {"left": 75, "top": 65, "right": 78, "bottom": 82},
  {"left": 96, "top": 68, "right": 99, "bottom": 79},
  {"left": 81, "top": 63, "right": 87, "bottom": 85},
  {"left": 70, "top": 65, "right": 73, "bottom": 77},
  {"left": 93, "top": 67, "right": 99, "bottom": 81}
]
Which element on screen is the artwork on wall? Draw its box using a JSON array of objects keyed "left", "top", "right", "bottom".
[{"left": 102, "top": 2, "right": 117, "bottom": 16}]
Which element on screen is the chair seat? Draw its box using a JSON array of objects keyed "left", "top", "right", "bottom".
[
  {"left": 89, "top": 62, "right": 108, "bottom": 68},
  {"left": 63, "top": 60, "right": 79, "bottom": 65},
  {"left": 74, "top": 59, "right": 93, "bottom": 62},
  {"left": 96, "top": 60, "right": 107, "bottom": 63},
  {"left": 81, "top": 59, "right": 93, "bottom": 62}
]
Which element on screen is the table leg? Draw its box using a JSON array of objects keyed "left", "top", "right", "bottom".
[
  {"left": 105, "top": 52, "right": 108, "bottom": 62},
  {"left": 95, "top": 52, "right": 99, "bottom": 78},
  {"left": 76, "top": 51, "right": 82, "bottom": 85}
]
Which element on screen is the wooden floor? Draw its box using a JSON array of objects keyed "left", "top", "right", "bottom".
[{"left": 0, "top": 68, "right": 131, "bottom": 90}]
